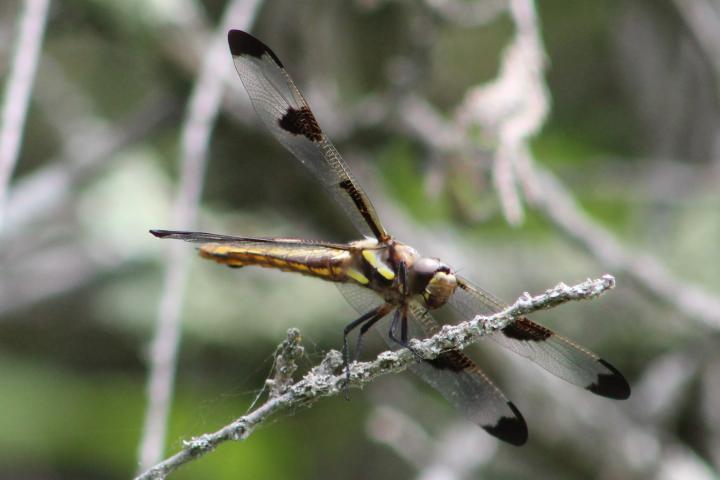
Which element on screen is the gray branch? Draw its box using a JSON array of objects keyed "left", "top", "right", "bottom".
[
  {"left": 136, "top": 0, "right": 264, "bottom": 471},
  {"left": 0, "top": 0, "right": 50, "bottom": 231},
  {"left": 134, "top": 275, "right": 615, "bottom": 480},
  {"left": 395, "top": 0, "right": 720, "bottom": 329}
]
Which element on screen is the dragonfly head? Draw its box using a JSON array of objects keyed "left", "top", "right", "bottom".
[{"left": 411, "top": 257, "right": 457, "bottom": 309}]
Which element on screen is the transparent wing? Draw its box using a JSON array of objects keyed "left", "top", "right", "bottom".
[
  {"left": 337, "top": 283, "right": 528, "bottom": 446},
  {"left": 150, "top": 229, "right": 353, "bottom": 250},
  {"left": 449, "top": 277, "right": 630, "bottom": 400},
  {"left": 227, "top": 30, "right": 389, "bottom": 242},
  {"left": 405, "top": 302, "right": 528, "bottom": 445}
]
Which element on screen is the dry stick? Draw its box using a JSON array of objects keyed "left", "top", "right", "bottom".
[
  {"left": 405, "top": 1, "right": 720, "bottom": 328},
  {"left": 4, "top": 92, "right": 174, "bottom": 235},
  {"left": 523, "top": 166, "right": 720, "bottom": 329},
  {"left": 137, "top": 0, "right": 264, "bottom": 471},
  {"left": 414, "top": 103, "right": 720, "bottom": 329},
  {"left": 134, "top": 275, "right": 615, "bottom": 480},
  {"left": 0, "top": 0, "right": 50, "bottom": 232},
  {"left": 506, "top": 0, "right": 720, "bottom": 328}
]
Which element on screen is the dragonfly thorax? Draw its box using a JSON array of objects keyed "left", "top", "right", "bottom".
[{"left": 359, "top": 239, "right": 458, "bottom": 310}]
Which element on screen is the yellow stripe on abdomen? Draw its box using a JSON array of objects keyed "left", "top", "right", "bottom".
[{"left": 198, "top": 243, "right": 351, "bottom": 283}]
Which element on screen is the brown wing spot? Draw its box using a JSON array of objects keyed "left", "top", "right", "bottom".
[
  {"left": 426, "top": 349, "right": 474, "bottom": 372},
  {"left": 278, "top": 106, "right": 323, "bottom": 142},
  {"left": 338, "top": 179, "right": 386, "bottom": 241},
  {"left": 502, "top": 318, "right": 553, "bottom": 342}
]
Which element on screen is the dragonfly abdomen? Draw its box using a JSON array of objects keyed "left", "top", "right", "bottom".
[{"left": 198, "top": 243, "right": 354, "bottom": 283}]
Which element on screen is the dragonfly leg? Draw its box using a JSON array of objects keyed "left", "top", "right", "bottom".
[
  {"left": 353, "top": 307, "right": 392, "bottom": 363},
  {"left": 388, "top": 305, "right": 424, "bottom": 362},
  {"left": 342, "top": 303, "right": 391, "bottom": 399}
]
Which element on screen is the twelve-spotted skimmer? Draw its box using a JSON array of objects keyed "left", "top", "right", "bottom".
[{"left": 151, "top": 30, "right": 630, "bottom": 446}]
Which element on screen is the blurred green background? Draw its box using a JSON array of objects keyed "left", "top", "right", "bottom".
[{"left": 2, "top": 0, "right": 720, "bottom": 479}]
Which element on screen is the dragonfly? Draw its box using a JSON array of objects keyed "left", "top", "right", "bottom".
[{"left": 151, "top": 29, "right": 630, "bottom": 446}]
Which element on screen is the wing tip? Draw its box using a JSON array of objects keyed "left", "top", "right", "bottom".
[
  {"left": 483, "top": 401, "right": 528, "bottom": 446},
  {"left": 227, "top": 29, "right": 284, "bottom": 67},
  {"left": 587, "top": 358, "right": 631, "bottom": 400},
  {"left": 150, "top": 229, "right": 171, "bottom": 238},
  {"left": 149, "top": 229, "right": 197, "bottom": 241}
]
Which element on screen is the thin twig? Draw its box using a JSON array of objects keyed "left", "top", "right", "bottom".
[
  {"left": 398, "top": 0, "right": 720, "bottom": 328},
  {"left": 502, "top": 0, "right": 720, "bottom": 328},
  {"left": 455, "top": 0, "right": 548, "bottom": 226},
  {"left": 0, "top": 0, "right": 50, "bottom": 232},
  {"left": 134, "top": 275, "right": 615, "bottom": 480},
  {"left": 137, "top": 0, "right": 264, "bottom": 471},
  {"left": 525, "top": 166, "right": 720, "bottom": 329},
  {"left": 4, "top": 90, "right": 174, "bottom": 235}
]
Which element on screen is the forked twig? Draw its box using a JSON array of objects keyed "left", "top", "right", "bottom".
[{"left": 134, "top": 275, "right": 615, "bottom": 480}]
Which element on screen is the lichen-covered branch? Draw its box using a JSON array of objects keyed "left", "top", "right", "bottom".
[{"left": 134, "top": 275, "right": 615, "bottom": 480}]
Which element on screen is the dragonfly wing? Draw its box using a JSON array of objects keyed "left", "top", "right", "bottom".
[
  {"left": 449, "top": 277, "right": 630, "bottom": 400},
  {"left": 149, "top": 229, "right": 353, "bottom": 250},
  {"left": 227, "top": 30, "right": 388, "bottom": 242},
  {"left": 336, "top": 283, "right": 527, "bottom": 445},
  {"left": 405, "top": 302, "right": 528, "bottom": 445}
]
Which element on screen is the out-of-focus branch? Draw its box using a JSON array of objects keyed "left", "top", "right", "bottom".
[
  {"left": 401, "top": 124, "right": 720, "bottom": 328},
  {"left": 673, "top": 0, "right": 720, "bottom": 98},
  {"left": 136, "top": 0, "right": 264, "bottom": 471},
  {"left": 0, "top": 95, "right": 174, "bottom": 317},
  {"left": 0, "top": 0, "right": 50, "bottom": 232},
  {"left": 456, "top": 0, "right": 548, "bottom": 225},
  {"left": 366, "top": 405, "right": 434, "bottom": 472},
  {"left": 525, "top": 167, "right": 720, "bottom": 329},
  {"left": 135, "top": 276, "right": 615, "bottom": 480},
  {"left": 399, "top": 0, "right": 720, "bottom": 328},
  {"left": 0, "top": 241, "right": 138, "bottom": 316},
  {"left": 367, "top": 405, "right": 497, "bottom": 480},
  {"left": 362, "top": 0, "right": 507, "bottom": 27},
  {"left": 5, "top": 87, "right": 174, "bottom": 235}
]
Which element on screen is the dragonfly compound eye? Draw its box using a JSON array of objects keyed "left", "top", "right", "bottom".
[
  {"left": 413, "top": 257, "right": 443, "bottom": 279},
  {"left": 423, "top": 271, "right": 458, "bottom": 309},
  {"left": 411, "top": 257, "right": 456, "bottom": 309}
]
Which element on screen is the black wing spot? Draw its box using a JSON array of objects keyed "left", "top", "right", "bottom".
[
  {"left": 278, "top": 106, "right": 323, "bottom": 142},
  {"left": 502, "top": 318, "right": 553, "bottom": 342},
  {"left": 483, "top": 401, "right": 528, "bottom": 446},
  {"left": 150, "top": 229, "right": 173, "bottom": 238},
  {"left": 228, "top": 29, "right": 284, "bottom": 67},
  {"left": 587, "top": 359, "right": 631, "bottom": 400}
]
